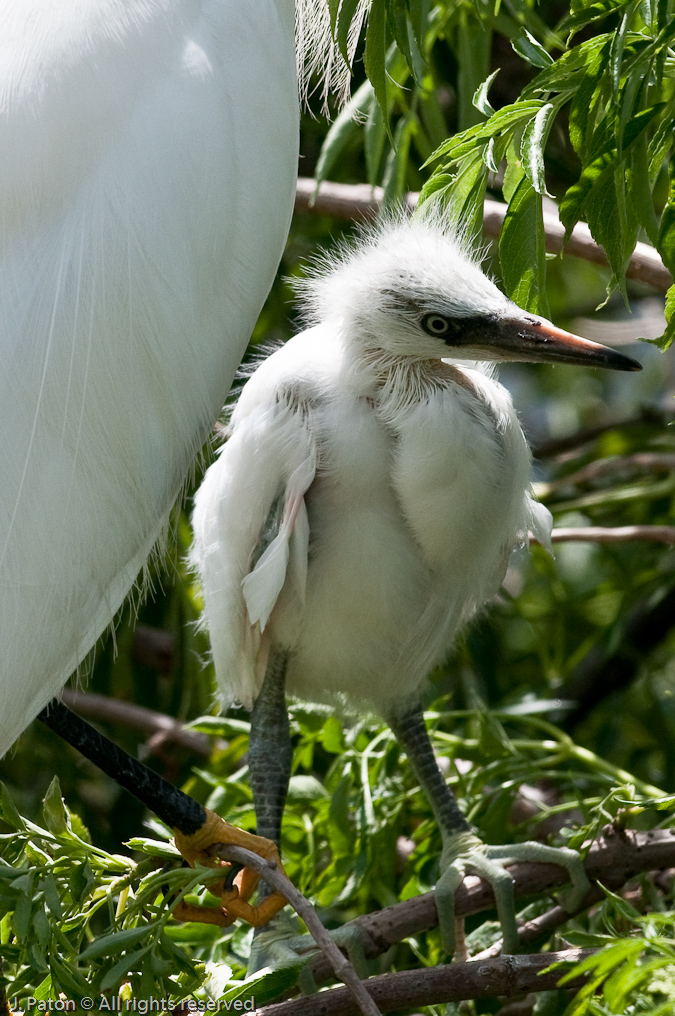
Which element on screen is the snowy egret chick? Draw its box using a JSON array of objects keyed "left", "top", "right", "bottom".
[{"left": 191, "top": 213, "right": 640, "bottom": 954}]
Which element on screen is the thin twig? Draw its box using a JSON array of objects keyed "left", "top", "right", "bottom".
[
  {"left": 295, "top": 179, "right": 672, "bottom": 292},
  {"left": 257, "top": 948, "right": 594, "bottom": 1016},
  {"left": 530, "top": 406, "right": 675, "bottom": 459},
  {"left": 61, "top": 690, "right": 223, "bottom": 757},
  {"left": 530, "top": 526, "right": 675, "bottom": 547},
  {"left": 216, "top": 844, "right": 382, "bottom": 1016},
  {"left": 536, "top": 453, "right": 675, "bottom": 497}
]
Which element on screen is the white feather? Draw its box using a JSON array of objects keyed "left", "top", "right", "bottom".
[{"left": 0, "top": 0, "right": 340, "bottom": 755}]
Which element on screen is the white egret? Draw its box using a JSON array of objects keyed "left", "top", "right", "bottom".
[
  {"left": 0, "top": 0, "right": 338, "bottom": 758},
  {"left": 191, "top": 213, "right": 641, "bottom": 953}
]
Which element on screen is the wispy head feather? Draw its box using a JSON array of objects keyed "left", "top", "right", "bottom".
[{"left": 293, "top": 205, "right": 501, "bottom": 337}]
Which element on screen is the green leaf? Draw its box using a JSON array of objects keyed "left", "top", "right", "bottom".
[
  {"left": 629, "top": 135, "right": 659, "bottom": 245},
  {"left": 43, "top": 777, "right": 69, "bottom": 836},
  {"left": 364, "top": 94, "right": 387, "bottom": 186},
  {"left": 511, "top": 28, "right": 554, "bottom": 68},
  {"left": 500, "top": 172, "right": 550, "bottom": 317},
  {"left": 79, "top": 925, "right": 151, "bottom": 961},
  {"left": 385, "top": 0, "right": 414, "bottom": 75},
  {"left": 381, "top": 112, "right": 416, "bottom": 206},
  {"left": 520, "top": 102, "right": 558, "bottom": 195},
  {"left": 364, "top": 0, "right": 388, "bottom": 120},
  {"left": 336, "top": 0, "right": 361, "bottom": 64},
  {"left": 321, "top": 716, "right": 346, "bottom": 754},
  {"left": 657, "top": 158, "right": 675, "bottom": 275},
  {"left": 100, "top": 944, "right": 153, "bottom": 992},
  {"left": 0, "top": 783, "right": 26, "bottom": 831},
  {"left": 314, "top": 79, "right": 374, "bottom": 187},
  {"left": 41, "top": 874, "right": 63, "bottom": 921},
  {"left": 568, "top": 42, "right": 609, "bottom": 160},
  {"left": 405, "top": 0, "right": 428, "bottom": 49},
  {"left": 473, "top": 69, "right": 499, "bottom": 118},
  {"left": 456, "top": 11, "right": 492, "bottom": 129},
  {"left": 653, "top": 284, "right": 675, "bottom": 351}
]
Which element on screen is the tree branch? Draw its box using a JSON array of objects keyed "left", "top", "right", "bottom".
[
  {"left": 530, "top": 406, "right": 675, "bottom": 460},
  {"left": 257, "top": 948, "right": 593, "bottom": 1016},
  {"left": 295, "top": 179, "right": 672, "bottom": 292},
  {"left": 216, "top": 844, "right": 382, "bottom": 1016},
  {"left": 60, "top": 690, "right": 223, "bottom": 758},
  {"left": 532, "top": 525, "right": 675, "bottom": 546},
  {"left": 303, "top": 827, "right": 675, "bottom": 985}
]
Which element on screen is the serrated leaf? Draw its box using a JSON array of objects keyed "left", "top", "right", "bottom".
[
  {"left": 364, "top": 0, "right": 388, "bottom": 120},
  {"left": 512, "top": 28, "right": 554, "bottom": 68},
  {"left": 500, "top": 172, "right": 550, "bottom": 317}
]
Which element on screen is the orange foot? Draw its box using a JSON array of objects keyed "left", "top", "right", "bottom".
[{"left": 171, "top": 809, "right": 288, "bottom": 928}]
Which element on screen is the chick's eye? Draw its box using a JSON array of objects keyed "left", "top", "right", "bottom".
[{"left": 421, "top": 313, "right": 451, "bottom": 337}]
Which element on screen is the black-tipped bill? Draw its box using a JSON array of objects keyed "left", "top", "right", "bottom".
[{"left": 492, "top": 314, "right": 642, "bottom": 371}]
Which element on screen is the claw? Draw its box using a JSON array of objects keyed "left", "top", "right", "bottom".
[
  {"left": 171, "top": 808, "right": 289, "bottom": 927},
  {"left": 436, "top": 832, "right": 591, "bottom": 957}
]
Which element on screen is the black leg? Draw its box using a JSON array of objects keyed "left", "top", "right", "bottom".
[{"left": 38, "top": 698, "right": 205, "bottom": 835}]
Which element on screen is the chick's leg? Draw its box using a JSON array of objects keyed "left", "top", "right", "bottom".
[
  {"left": 247, "top": 658, "right": 367, "bottom": 985},
  {"left": 387, "top": 704, "right": 590, "bottom": 956}
]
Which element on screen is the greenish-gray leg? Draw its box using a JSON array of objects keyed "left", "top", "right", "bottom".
[{"left": 249, "top": 651, "right": 291, "bottom": 851}]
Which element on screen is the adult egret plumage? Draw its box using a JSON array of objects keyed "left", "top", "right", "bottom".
[
  {"left": 0, "top": 0, "right": 333, "bottom": 757},
  {"left": 191, "top": 214, "right": 641, "bottom": 953}
]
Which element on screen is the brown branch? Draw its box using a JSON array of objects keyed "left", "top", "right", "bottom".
[
  {"left": 531, "top": 525, "right": 675, "bottom": 546},
  {"left": 303, "top": 827, "right": 675, "bottom": 986},
  {"left": 530, "top": 406, "right": 675, "bottom": 460},
  {"left": 537, "top": 453, "right": 675, "bottom": 496},
  {"left": 295, "top": 179, "right": 672, "bottom": 292},
  {"left": 60, "top": 690, "right": 223, "bottom": 758},
  {"left": 257, "top": 948, "right": 593, "bottom": 1016},
  {"left": 216, "top": 844, "right": 382, "bottom": 1016}
]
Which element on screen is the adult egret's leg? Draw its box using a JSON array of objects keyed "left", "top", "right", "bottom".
[
  {"left": 388, "top": 704, "right": 590, "bottom": 956},
  {"left": 38, "top": 700, "right": 288, "bottom": 927}
]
